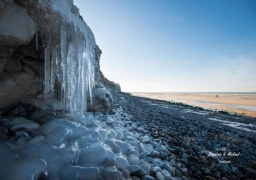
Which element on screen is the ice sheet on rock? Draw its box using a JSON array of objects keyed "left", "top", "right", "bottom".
[
  {"left": 42, "top": 0, "right": 97, "bottom": 113},
  {"left": 0, "top": 144, "right": 47, "bottom": 180}
]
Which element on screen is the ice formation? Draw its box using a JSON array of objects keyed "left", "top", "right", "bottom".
[{"left": 43, "top": 0, "right": 96, "bottom": 113}]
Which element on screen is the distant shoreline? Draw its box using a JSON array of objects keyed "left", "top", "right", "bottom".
[
  {"left": 131, "top": 92, "right": 256, "bottom": 118},
  {"left": 129, "top": 92, "right": 256, "bottom": 95}
]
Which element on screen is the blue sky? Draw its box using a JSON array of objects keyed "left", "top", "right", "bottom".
[{"left": 74, "top": 0, "right": 256, "bottom": 92}]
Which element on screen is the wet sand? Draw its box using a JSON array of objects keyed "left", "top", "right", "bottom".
[{"left": 131, "top": 92, "right": 256, "bottom": 118}]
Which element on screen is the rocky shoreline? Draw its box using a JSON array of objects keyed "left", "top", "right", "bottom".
[{"left": 0, "top": 92, "right": 256, "bottom": 179}]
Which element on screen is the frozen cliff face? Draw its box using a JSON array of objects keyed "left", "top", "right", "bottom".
[{"left": 0, "top": 0, "right": 115, "bottom": 113}]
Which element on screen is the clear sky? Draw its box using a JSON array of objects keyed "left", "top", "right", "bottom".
[{"left": 74, "top": 0, "right": 256, "bottom": 92}]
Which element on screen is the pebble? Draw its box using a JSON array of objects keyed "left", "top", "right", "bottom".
[
  {"left": 116, "top": 156, "right": 129, "bottom": 170},
  {"left": 10, "top": 117, "right": 39, "bottom": 133},
  {"left": 128, "top": 155, "right": 140, "bottom": 165},
  {"left": 161, "top": 162, "right": 175, "bottom": 176},
  {"left": 181, "top": 168, "right": 188, "bottom": 177},
  {"left": 106, "top": 117, "right": 115, "bottom": 125},
  {"left": 142, "top": 175, "right": 155, "bottom": 180},
  {"left": 152, "top": 166, "right": 162, "bottom": 174},
  {"left": 175, "top": 169, "right": 183, "bottom": 177},
  {"left": 150, "top": 150, "right": 160, "bottom": 158},
  {"left": 129, "top": 165, "right": 141, "bottom": 175},
  {"left": 137, "top": 127, "right": 144, "bottom": 132},
  {"left": 156, "top": 172, "right": 165, "bottom": 180},
  {"left": 140, "top": 162, "right": 151, "bottom": 176},
  {"left": 0, "top": 118, "right": 12, "bottom": 128},
  {"left": 162, "top": 169, "right": 171, "bottom": 177},
  {"left": 141, "top": 143, "right": 154, "bottom": 154},
  {"left": 122, "top": 169, "right": 130, "bottom": 179},
  {"left": 152, "top": 158, "right": 163, "bottom": 167},
  {"left": 116, "top": 132, "right": 124, "bottom": 140},
  {"left": 78, "top": 142, "right": 107, "bottom": 165},
  {"left": 140, "top": 135, "right": 150, "bottom": 143}
]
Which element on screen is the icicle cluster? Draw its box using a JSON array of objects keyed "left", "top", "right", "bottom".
[{"left": 44, "top": 22, "right": 96, "bottom": 113}]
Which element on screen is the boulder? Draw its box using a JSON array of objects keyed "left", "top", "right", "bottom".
[
  {"left": 0, "top": 71, "right": 34, "bottom": 109},
  {"left": 0, "top": 58, "right": 6, "bottom": 73},
  {"left": 87, "top": 87, "right": 113, "bottom": 114},
  {"left": 0, "top": 1, "right": 36, "bottom": 57}
]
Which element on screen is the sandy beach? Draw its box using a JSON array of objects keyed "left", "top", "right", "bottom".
[{"left": 131, "top": 92, "right": 256, "bottom": 118}]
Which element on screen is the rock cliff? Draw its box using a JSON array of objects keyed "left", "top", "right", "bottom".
[{"left": 0, "top": 0, "right": 120, "bottom": 113}]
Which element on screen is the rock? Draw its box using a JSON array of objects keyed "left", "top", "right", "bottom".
[
  {"left": 0, "top": 58, "right": 6, "bottom": 73},
  {"left": 0, "top": 1, "right": 36, "bottom": 57},
  {"left": 152, "top": 158, "right": 163, "bottom": 167},
  {"left": 126, "top": 149, "right": 139, "bottom": 157},
  {"left": 115, "top": 140, "right": 134, "bottom": 154},
  {"left": 159, "top": 152, "right": 168, "bottom": 160},
  {"left": 142, "top": 175, "right": 155, "bottom": 180},
  {"left": 183, "top": 137, "right": 190, "bottom": 146},
  {"left": 0, "top": 118, "right": 12, "bottom": 128},
  {"left": 116, "top": 156, "right": 129, "bottom": 171},
  {"left": 116, "top": 132, "right": 124, "bottom": 140},
  {"left": 162, "top": 169, "right": 171, "bottom": 177},
  {"left": 150, "top": 150, "right": 160, "bottom": 158},
  {"left": 161, "top": 163, "right": 175, "bottom": 176},
  {"left": 71, "top": 5, "right": 80, "bottom": 16},
  {"left": 10, "top": 117, "right": 39, "bottom": 133},
  {"left": 175, "top": 170, "right": 182, "bottom": 177},
  {"left": 101, "top": 168, "right": 122, "bottom": 180},
  {"left": 109, "top": 129, "right": 117, "bottom": 139},
  {"left": 189, "top": 162, "right": 200, "bottom": 173},
  {"left": 141, "top": 143, "right": 154, "bottom": 154},
  {"left": 140, "top": 135, "right": 151, "bottom": 143},
  {"left": 0, "top": 146, "right": 47, "bottom": 180},
  {"left": 105, "top": 139, "right": 122, "bottom": 154},
  {"left": 0, "top": 126, "right": 8, "bottom": 139},
  {"left": 152, "top": 166, "right": 162, "bottom": 174},
  {"left": 98, "top": 129, "right": 109, "bottom": 142},
  {"left": 4, "top": 58, "right": 22, "bottom": 73},
  {"left": 128, "top": 155, "right": 140, "bottom": 165},
  {"left": 87, "top": 87, "right": 113, "bottom": 114},
  {"left": 129, "top": 165, "right": 141, "bottom": 175},
  {"left": 101, "top": 150, "right": 116, "bottom": 166},
  {"left": 156, "top": 172, "right": 165, "bottom": 180},
  {"left": 140, "top": 162, "right": 151, "bottom": 176},
  {"left": 131, "top": 176, "right": 140, "bottom": 180},
  {"left": 181, "top": 168, "right": 188, "bottom": 177},
  {"left": 122, "top": 169, "right": 131, "bottom": 179},
  {"left": 59, "top": 166, "right": 99, "bottom": 180},
  {"left": 137, "top": 127, "right": 144, "bottom": 132},
  {"left": 106, "top": 117, "right": 115, "bottom": 125},
  {"left": 78, "top": 142, "right": 108, "bottom": 165},
  {"left": 0, "top": 71, "right": 35, "bottom": 109}
]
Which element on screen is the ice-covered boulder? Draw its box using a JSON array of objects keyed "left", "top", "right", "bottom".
[{"left": 87, "top": 87, "right": 114, "bottom": 113}]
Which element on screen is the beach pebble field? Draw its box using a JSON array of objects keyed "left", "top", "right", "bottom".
[{"left": 0, "top": 92, "right": 255, "bottom": 180}]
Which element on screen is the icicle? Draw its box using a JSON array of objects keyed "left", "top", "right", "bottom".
[
  {"left": 55, "top": 45, "right": 61, "bottom": 83},
  {"left": 44, "top": 38, "right": 51, "bottom": 100},
  {"left": 76, "top": 37, "right": 84, "bottom": 113},
  {"left": 35, "top": 32, "right": 39, "bottom": 51},
  {"left": 60, "top": 23, "right": 67, "bottom": 109},
  {"left": 81, "top": 43, "right": 87, "bottom": 113},
  {"left": 66, "top": 43, "right": 77, "bottom": 112},
  {"left": 50, "top": 46, "right": 57, "bottom": 96}
]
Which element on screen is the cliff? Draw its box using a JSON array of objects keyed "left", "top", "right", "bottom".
[{"left": 0, "top": 0, "right": 119, "bottom": 113}]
